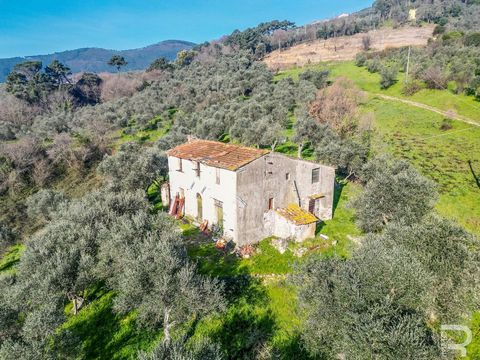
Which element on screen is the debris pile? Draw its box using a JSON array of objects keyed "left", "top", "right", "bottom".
[
  {"left": 271, "top": 238, "right": 289, "bottom": 254},
  {"left": 237, "top": 244, "right": 255, "bottom": 258},
  {"left": 293, "top": 247, "right": 308, "bottom": 258}
]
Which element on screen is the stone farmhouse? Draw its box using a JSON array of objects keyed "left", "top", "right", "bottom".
[{"left": 165, "top": 139, "right": 335, "bottom": 246}]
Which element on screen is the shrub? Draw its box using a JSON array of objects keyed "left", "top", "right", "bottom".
[
  {"left": 361, "top": 35, "right": 372, "bottom": 51},
  {"left": 380, "top": 66, "right": 398, "bottom": 89},
  {"left": 355, "top": 52, "right": 367, "bottom": 67},
  {"left": 421, "top": 67, "right": 448, "bottom": 90},
  {"left": 440, "top": 118, "right": 453, "bottom": 131},
  {"left": 465, "top": 32, "right": 480, "bottom": 47},
  {"left": 366, "top": 57, "right": 381, "bottom": 73},
  {"left": 402, "top": 80, "right": 423, "bottom": 96},
  {"left": 433, "top": 25, "right": 446, "bottom": 36}
]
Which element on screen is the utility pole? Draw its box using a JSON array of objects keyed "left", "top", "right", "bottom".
[{"left": 405, "top": 46, "right": 411, "bottom": 84}]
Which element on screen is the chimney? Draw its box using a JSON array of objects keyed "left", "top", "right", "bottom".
[{"left": 187, "top": 135, "right": 198, "bottom": 142}]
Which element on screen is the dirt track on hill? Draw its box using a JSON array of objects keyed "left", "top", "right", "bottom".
[
  {"left": 264, "top": 25, "right": 435, "bottom": 70},
  {"left": 376, "top": 94, "right": 480, "bottom": 127}
]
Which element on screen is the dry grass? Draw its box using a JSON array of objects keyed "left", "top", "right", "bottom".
[{"left": 264, "top": 25, "right": 435, "bottom": 70}]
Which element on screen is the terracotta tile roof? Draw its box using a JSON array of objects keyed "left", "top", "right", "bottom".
[
  {"left": 167, "top": 140, "right": 269, "bottom": 171},
  {"left": 276, "top": 204, "right": 318, "bottom": 225}
]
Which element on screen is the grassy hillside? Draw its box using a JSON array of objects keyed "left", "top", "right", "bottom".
[{"left": 276, "top": 61, "right": 480, "bottom": 236}]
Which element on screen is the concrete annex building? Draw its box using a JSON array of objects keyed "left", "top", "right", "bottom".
[{"left": 166, "top": 139, "right": 335, "bottom": 246}]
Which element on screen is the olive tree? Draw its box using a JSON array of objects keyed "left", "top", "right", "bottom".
[
  {"left": 353, "top": 156, "right": 437, "bottom": 232},
  {"left": 0, "top": 221, "right": 15, "bottom": 251},
  {"left": 101, "top": 212, "right": 225, "bottom": 342},
  {"left": 291, "top": 239, "right": 441, "bottom": 359},
  {"left": 26, "top": 189, "right": 68, "bottom": 223},
  {"left": 376, "top": 215, "right": 480, "bottom": 323},
  {"left": 108, "top": 55, "right": 128, "bottom": 72},
  {"left": 98, "top": 142, "right": 168, "bottom": 191},
  {"left": 138, "top": 338, "right": 223, "bottom": 360}
]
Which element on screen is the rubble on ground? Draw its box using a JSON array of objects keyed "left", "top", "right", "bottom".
[{"left": 271, "top": 237, "right": 289, "bottom": 254}]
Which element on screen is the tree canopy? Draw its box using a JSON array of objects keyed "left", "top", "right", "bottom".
[{"left": 108, "top": 55, "right": 128, "bottom": 71}]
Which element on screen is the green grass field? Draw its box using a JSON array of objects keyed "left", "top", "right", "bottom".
[
  {"left": 277, "top": 61, "right": 480, "bottom": 236},
  {"left": 276, "top": 61, "right": 480, "bottom": 124},
  {"left": 0, "top": 244, "right": 23, "bottom": 275}
]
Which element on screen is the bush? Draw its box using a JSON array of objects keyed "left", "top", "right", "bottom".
[
  {"left": 380, "top": 66, "right": 398, "bottom": 89},
  {"left": 366, "top": 57, "right": 381, "bottom": 73},
  {"left": 465, "top": 32, "right": 480, "bottom": 47},
  {"left": 355, "top": 52, "right": 367, "bottom": 67},
  {"left": 433, "top": 25, "right": 446, "bottom": 36},
  {"left": 442, "top": 31, "right": 464, "bottom": 43},
  {"left": 440, "top": 118, "right": 453, "bottom": 131},
  {"left": 402, "top": 81, "right": 423, "bottom": 96},
  {"left": 421, "top": 67, "right": 448, "bottom": 90}
]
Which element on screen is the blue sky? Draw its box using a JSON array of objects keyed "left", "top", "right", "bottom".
[{"left": 0, "top": 0, "right": 373, "bottom": 58}]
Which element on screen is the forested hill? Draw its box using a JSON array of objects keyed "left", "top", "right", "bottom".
[{"left": 0, "top": 40, "right": 195, "bottom": 82}]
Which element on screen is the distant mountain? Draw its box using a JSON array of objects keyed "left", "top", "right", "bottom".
[{"left": 0, "top": 40, "right": 195, "bottom": 82}]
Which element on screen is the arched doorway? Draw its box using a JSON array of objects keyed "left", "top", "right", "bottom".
[{"left": 196, "top": 193, "right": 203, "bottom": 222}]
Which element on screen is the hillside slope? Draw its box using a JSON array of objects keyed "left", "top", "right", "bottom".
[
  {"left": 0, "top": 40, "right": 195, "bottom": 82},
  {"left": 264, "top": 25, "right": 435, "bottom": 70}
]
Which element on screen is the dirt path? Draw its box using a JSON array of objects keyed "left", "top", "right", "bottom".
[{"left": 375, "top": 94, "right": 480, "bottom": 127}]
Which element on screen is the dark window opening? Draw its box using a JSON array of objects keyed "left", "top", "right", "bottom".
[
  {"left": 312, "top": 168, "right": 320, "bottom": 183},
  {"left": 286, "top": 172, "right": 290, "bottom": 180},
  {"left": 194, "top": 161, "right": 201, "bottom": 177},
  {"left": 177, "top": 158, "right": 183, "bottom": 172},
  {"left": 268, "top": 198, "right": 274, "bottom": 210},
  {"left": 214, "top": 199, "right": 224, "bottom": 229}
]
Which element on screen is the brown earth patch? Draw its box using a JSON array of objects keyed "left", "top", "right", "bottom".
[{"left": 264, "top": 25, "right": 435, "bottom": 70}]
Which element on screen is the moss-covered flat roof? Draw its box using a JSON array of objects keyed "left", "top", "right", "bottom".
[{"left": 276, "top": 204, "right": 318, "bottom": 225}]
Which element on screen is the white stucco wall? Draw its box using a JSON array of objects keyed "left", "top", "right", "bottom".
[{"left": 167, "top": 156, "right": 238, "bottom": 241}]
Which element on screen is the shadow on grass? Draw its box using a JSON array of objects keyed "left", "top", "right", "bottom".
[
  {"left": 274, "top": 333, "right": 317, "bottom": 360},
  {"left": 0, "top": 245, "right": 23, "bottom": 273},
  {"left": 184, "top": 226, "right": 314, "bottom": 359},
  {"left": 332, "top": 180, "right": 345, "bottom": 216},
  {"left": 211, "top": 276, "right": 275, "bottom": 360},
  {"left": 54, "top": 287, "right": 159, "bottom": 360}
]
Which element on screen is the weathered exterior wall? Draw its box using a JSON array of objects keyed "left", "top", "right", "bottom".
[
  {"left": 235, "top": 157, "right": 269, "bottom": 245},
  {"left": 236, "top": 153, "right": 335, "bottom": 245},
  {"left": 292, "top": 156, "right": 336, "bottom": 220},
  {"left": 167, "top": 156, "right": 238, "bottom": 241},
  {"left": 168, "top": 151, "right": 335, "bottom": 246},
  {"left": 270, "top": 211, "right": 316, "bottom": 242}
]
